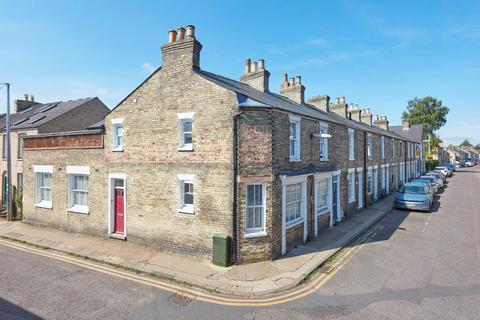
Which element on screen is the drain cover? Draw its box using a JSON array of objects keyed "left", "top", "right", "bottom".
[{"left": 168, "top": 291, "right": 195, "bottom": 307}]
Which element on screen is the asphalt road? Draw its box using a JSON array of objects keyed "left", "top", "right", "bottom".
[{"left": 1, "top": 167, "right": 480, "bottom": 320}]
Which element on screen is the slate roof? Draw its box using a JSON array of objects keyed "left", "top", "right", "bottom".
[
  {"left": 196, "top": 69, "right": 417, "bottom": 142},
  {"left": 389, "top": 124, "right": 424, "bottom": 143},
  {"left": 0, "top": 97, "right": 99, "bottom": 132}
]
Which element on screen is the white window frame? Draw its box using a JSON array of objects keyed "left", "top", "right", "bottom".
[
  {"left": 392, "top": 139, "right": 395, "bottom": 157},
  {"left": 111, "top": 118, "right": 124, "bottom": 152},
  {"left": 367, "top": 134, "right": 373, "bottom": 160},
  {"left": 314, "top": 176, "right": 330, "bottom": 215},
  {"left": 33, "top": 165, "right": 53, "bottom": 209},
  {"left": 281, "top": 174, "right": 308, "bottom": 255},
  {"left": 67, "top": 166, "right": 90, "bottom": 214},
  {"left": 289, "top": 115, "right": 301, "bottom": 161},
  {"left": 381, "top": 136, "right": 385, "bottom": 159},
  {"left": 348, "top": 169, "right": 356, "bottom": 203},
  {"left": 177, "top": 112, "right": 194, "bottom": 151},
  {"left": 245, "top": 183, "right": 267, "bottom": 238},
  {"left": 348, "top": 128, "right": 355, "bottom": 160},
  {"left": 177, "top": 173, "right": 195, "bottom": 214},
  {"left": 367, "top": 167, "right": 373, "bottom": 195},
  {"left": 357, "top": 168, "right": 364, "bottom": 209},
  {"left": 320, "top": 122, "right": 329, "bottom": 161}
]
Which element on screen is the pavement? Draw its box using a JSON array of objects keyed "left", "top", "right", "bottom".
[
  {"left": 0, "top": 193, "right": 395, "bottom": 297},
  {"left": 0, "top": 167, "right": 479, "bottom": 319}
]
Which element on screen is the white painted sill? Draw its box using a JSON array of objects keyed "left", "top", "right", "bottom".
[
  {"left": 178, "top": 145, "right": 193, "bottom": 152},
  {"left": 348, "top": 198, "right": 356, "bottom": 204},
  {"left": 320, "top": 158, "right": 329, "bottom": 162},
  {"left": 349, "top": 157, "right": 355, "bottom": 161},
  {"left": 67, "top": 205, "right": 89, "bottom": 214},
  {"left": 111, "top": 147, "right": 124, "bottom": 152},
  {"left": 244, "top": 231, "right": 268, "bottom": 239},
  {"left": 316, "top": 209, "right": 330, "bottom": 216},
  {"left": 289, "top": 158, "right": 301, "bottom": 162},
  {"left": 35, "top": 201, "right": 52, "bottom": 209},
  {"left": 285, "top": 218, "right": 303, "bottom": 229},
  {"left": 177, "top": 207, "right": 195, "bottom": 215}
]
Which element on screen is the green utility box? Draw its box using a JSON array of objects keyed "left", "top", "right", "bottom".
[{"left": 212, "top": 234, "right": 231, "bottom": 267}]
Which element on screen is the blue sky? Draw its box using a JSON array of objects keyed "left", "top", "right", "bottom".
[{"left": 1, "top": 0, "right": 479, "bottom": 145}]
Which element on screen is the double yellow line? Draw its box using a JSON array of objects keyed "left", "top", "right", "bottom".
[{"left": 0, "top": 229, "right": 375, "bottom": 307}]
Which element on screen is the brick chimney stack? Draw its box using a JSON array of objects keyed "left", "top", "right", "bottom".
[
  {"left": 240, "top": 58, "right": 270, "bottom": 92},
  {"left": 348, "top": 103, "right": 362, "bottom": 122},
  {"left": 161, "top": 25, "right": 202, "bottom": 71},
  {"left": 330, "top": 97, "right": 348, "bottom": 117},
  {"left": 279, "top": 73, "right": 305, "bottom": 104},
  {"left": 374, "top": 115, "right": 389, "bottom": 131},
  {"left": 361, "top": 108, "right": 373, "bottom": 125},
  {"left": 402, "top": 117, "right": 411, "bottom": 130},
  {"left": 307, "top": 95, "right": 330, "bottom": 112},
  {"left": 14, "top": 94, "right": 41, "bottom": 113}
]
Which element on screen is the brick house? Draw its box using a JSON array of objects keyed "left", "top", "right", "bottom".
[
  {"left": 22, "top": 26, "right": 423, "bottom": 264},
  {"left": 0, "top": 96, "right": 109, "bottom": 209}
]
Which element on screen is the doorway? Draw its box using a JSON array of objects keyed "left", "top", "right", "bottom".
[{"left": 109, "top": 174, "right": 126, "bottom": 237}]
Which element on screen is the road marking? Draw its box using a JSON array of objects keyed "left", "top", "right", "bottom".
[
  {"left": 421, "top": 213, "right": 433, "bottom": 233},
  {"left": 0, "top": 229, "right": 377, "bottom": 307}
]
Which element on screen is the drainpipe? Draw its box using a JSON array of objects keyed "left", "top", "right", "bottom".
[{"left": 231, "top": 110, "right": 242, "bottom": 264}]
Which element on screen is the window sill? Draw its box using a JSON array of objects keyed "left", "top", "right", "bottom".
[
  {"left": 349, "top": 158, "right": 355, "bottom": 161},
  {"left": 320, "top": 158, "right": 329, "bottom": 162},
  {"left": 289, "top": 158, "right": 301, "bottom": 162},
  {"left": 35, "top": 201, "right": 52, "bottom": 209},
  {"left": 244, "top": 231, "right": 267, "bottom": 238},
  {"left": 348, "top": 199, "right": 356, "bottom": 204},
  {"left": 178, "top": 145, "right": 193, "bottom": 152},
  {"left": 316, "top": 208, "right": 330, "bottom": 216},
  {"left": 67, "top": 205, "right": 89, "bottom": 214},
  {"left": 285, "top": 218, "right": 303, "bottom": 229},
  {"left": 111, "top": 147, "right": 124, "bottom": 152},
  {"left": 178, "top": 207, "right": 195, "bottom": 215}
]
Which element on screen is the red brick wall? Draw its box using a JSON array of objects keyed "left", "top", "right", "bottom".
[{"left": 24, "top": 133, "right": 103, "bottom": 150}]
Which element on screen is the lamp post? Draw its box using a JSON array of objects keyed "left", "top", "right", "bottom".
[{"left": 1, "top": 83, "right": 13, "bottom": 220}]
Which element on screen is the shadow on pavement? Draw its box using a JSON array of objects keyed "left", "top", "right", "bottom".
[{"left": 0, "top": 298, "right": 43, "bottom": 320}]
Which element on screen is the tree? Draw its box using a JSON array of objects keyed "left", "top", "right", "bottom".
[
  {"left": 402, "top": 96, "right": 449, "bottom": 136},
  {"left": 460, "top": 139, "right": 473, "bottom": 147}
]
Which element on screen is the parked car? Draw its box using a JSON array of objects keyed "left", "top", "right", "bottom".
[
  {"left": 445, "top": 163, "right": 456, "bottom": 172},
  {"left": 434, "top": 166, "right": 450, "bottom": 177},
  {"left": 413, "top": 179, "right": 435, "bottom": 198},
  {"left": 454, "top": 161, "right": 460, "bottom": 168},
  {"left": 426, "top": 172, "right": 444, "bottom": 188},
  {"left": 465, "top": 160, "right": 473, "bottom": 167},
  {"left": 395, "top": 182, "right": 434, "bottom": 212},
  {"left": 415, "top": 176, "right": 439, "bottom": 194}
]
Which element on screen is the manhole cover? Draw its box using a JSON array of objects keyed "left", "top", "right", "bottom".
[{"left": 168, "top": 291, "right": 195, "bottom": 307}]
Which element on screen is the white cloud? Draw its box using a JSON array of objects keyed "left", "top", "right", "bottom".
[
  {"left": 142, "top": 62, "right": 156, "bottom": 73},
  {"left": 305, "top": 38, "right": 330, "bottom": 47}
]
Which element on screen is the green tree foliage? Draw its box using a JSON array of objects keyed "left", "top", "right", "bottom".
[
  {"left": 460, "top": 139, "right": 472, "bottom": 147},
  {"left": 430, "top": 134, "right": 443, "bottom": 154},
  {"left": 402, "top": 96, "right": 449, "bottom": 136}
]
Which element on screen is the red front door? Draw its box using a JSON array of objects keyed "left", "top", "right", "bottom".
[{"left": 114, "top": 188, "right": 124, "bottom": 234}]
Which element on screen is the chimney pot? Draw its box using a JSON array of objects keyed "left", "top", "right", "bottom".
[
  {"left": 177, "top": 27, "right": 186, "bottom": 40},
  {"left": 24, "top": 94, "right": 28, "bottom": 101},
  {"left": 283, "top": 73, "right": 288, "bottom": 83},
  {"left": 295, "top": 76, "right": 301, "bottom": 85},
  {"left": 168, "top": 30, "right": 177, "bottom": 43},
  {"left": 258, "top": 59, "right": 265, "bottom": 70},
  {"left": 251, "top": 61, "right": 257, "bottom": 73},
  {"left": 185, "top": 25, "right": 195, "bottom": 39},
  {"left": 30, "top": 95, "right": 34, "bottom": 102},
  {"left": 289, "top": 78, "right": 295, "bottom": 85},
  {"left": 245, "top": 58, "right": 251, "bottom": 74}
]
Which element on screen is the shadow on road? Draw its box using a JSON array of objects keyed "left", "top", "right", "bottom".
[{"left": 0, "top": 298, "right": 43, "bottom": 320}]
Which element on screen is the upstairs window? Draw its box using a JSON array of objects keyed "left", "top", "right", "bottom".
[
  {"left": 178, "top": 113, "right": 194, "bottom": 151},
  {"left": 381, "top": 136, "right": 385, "bottom": 159},
  {"left": 348, "top": 129, "right": 355, "bottom": 160},
  {"left": 320, "top": 123, "right": 329, "bottom": 161},
  {"left": 367, "top": 134, "right": 373, "bottom": 160},
  {"left": 289, "top": 116, "right": 301, "bottom": 161},
  {"left": 111, "top": 118, "right": 124, "bottom": 151}
]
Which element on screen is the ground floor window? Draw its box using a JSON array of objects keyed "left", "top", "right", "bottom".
[
  {"left": 246, "top": 184, "right": 265, "bottom": 234},
  {"left": 348, "top": 172, "right": 355, "bottom": 203},
  {"left": 69, "top": 175, "right": 88, "bottom": 208},
  {"left": 315, "top": 178, "right": 329, "bottom": 214},
  {"left": 367, "top": 169, "right": 373, "bottom": 194},
  {"left": 36, "top": 172, "right": 52, "bottom": 205},
  {"left": 285, "top": 183, "right": 302, "bottom": 224}
]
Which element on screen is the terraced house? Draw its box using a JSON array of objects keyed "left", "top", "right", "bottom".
[
  {"left": 0, "top": 96, "right": 109, "bottom": 210},
  {"left": 22, "top": 26, "right": 423, "bottom": 264}
]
